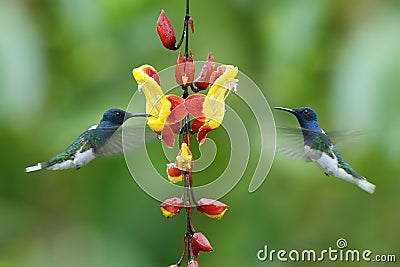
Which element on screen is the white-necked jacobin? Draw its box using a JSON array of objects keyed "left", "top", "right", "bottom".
[
  {"left": 25, "top": 108, "right": 150, "bottom": 172},
  {"left": 274, "top": 106, "right": 375, "bottom": 194}
]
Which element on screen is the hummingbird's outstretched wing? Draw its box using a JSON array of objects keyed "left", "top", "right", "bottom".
[
  {"left": 276, "top": 126, "right": 364, "bottom": 161},
  {"left": 276, "top": 126, "right": 311, "bottom": 161},
  {"left": 322, "top": 129, "right": 365, "bottom": 147},
  {"left": 94, "top": 126, "right": 156, "bottom": 156}
]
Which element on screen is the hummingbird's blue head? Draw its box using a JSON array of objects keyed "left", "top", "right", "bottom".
[
  {"left": 98, "top": 108, "right": 152, "bottom": 128},
  {"left": 274, "top": 106, "right": 321, "bottom": 132},
  {"left": 291, "top": 107, "right": 318, "bottom": 123},
  {"left": 98, "top": 108, "right": 127, "bottom": 128}
]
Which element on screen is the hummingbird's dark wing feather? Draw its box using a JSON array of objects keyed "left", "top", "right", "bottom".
[{"left": 94, "top": 126, "right": 156, "bottom": 157}]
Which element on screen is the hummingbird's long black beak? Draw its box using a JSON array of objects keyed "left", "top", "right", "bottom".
[
  {"left": 124, "top": 112, "right": 152, "bottom": 121},
  {"left": 274, "top": 107, "right": 295, "bottom": 114}
]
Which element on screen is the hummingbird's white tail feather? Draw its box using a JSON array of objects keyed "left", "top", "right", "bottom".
[
  {"left": 25, "top": 163, "right": 43, "bottom": 173},
  {"left": 356, "top": 178, "right": 376, "bottom": 194}
]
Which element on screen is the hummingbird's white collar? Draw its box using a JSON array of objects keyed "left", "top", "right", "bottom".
[{"left": 88, "top": 124, "right": 98, "bottom": 130}]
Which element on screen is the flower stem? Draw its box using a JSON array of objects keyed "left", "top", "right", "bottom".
[
  {"left": 176, "top": 235, "right": 188, "bottom": 266},
  {"left": 174, "top": 0, "right": 191, "bottom": 56},
  {"left": 177, "top": 1, "right": 198, "bottom": 264},
  {"left": 184, "top": 171, "right": 195, "bottom": 234},
  {"left": 184, "top": 0, "right": 190, "bottom": 58}
]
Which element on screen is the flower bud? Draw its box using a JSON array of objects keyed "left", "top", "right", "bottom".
[
  {"left": 192, "top": 232, "right": 213, "bottom": 252},
  {"left": 196, "top": 198, "right": 228, "bottom": 220},
  {"left": 166, "top": 163, "right": 182, "bottom": 183},
  {"left": 160, "top": 197, "right": 184, "bottom": 218},
  {"left": 156, "top": 10, "right": 176, "bottom": 50},
  {"left": 175, "top": 51, "right": 195, "bottom": 87},
  {"left": 194, "top": 54, "right": 216, "bottom": 90},
  {"left": 187, "top": 260, "right": 199, "bottom": 267}
]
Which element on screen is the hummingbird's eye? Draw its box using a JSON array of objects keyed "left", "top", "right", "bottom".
[
  {"left": 115, "top": 112, "right": 121, "bottom": 117},
  {"left": 303, "top": 109, "right": 309, "bottom": 114}
]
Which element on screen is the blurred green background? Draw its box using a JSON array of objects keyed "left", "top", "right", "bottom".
[{"left": 1, "top": 0, "right": 400, "bottom": 266}]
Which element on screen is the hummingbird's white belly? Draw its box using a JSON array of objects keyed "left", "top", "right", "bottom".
[
  {"left": 314, "top": 153, "right": 339, "bottom": 175},
  {"left": 74, "top": 148, "right": 96, "bottom": 168},
  {"left": 46, "top": 160, "right": 75, "bottom": 170},
  {"left": 304, "top": 145, "right": 338, "bottom": 175}
]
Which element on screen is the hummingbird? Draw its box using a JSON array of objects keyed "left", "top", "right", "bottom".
[
  {"left": 274, "top": 106, "right": 375, "bottom": 194},
  {"left": 25, "top": 108, "right": 151, "bottom": 172}
]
